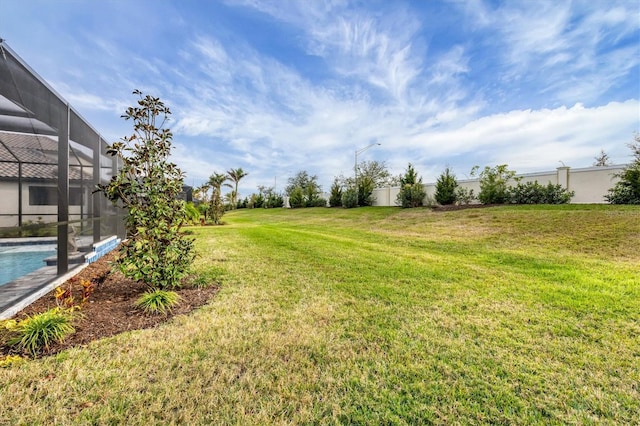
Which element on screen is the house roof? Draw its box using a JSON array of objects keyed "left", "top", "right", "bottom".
[{"left": 0, "top": 131, "right": 93, "bottom": 181}]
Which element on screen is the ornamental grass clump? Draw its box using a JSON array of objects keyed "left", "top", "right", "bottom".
[
  {"left": 5, "top": 308, "right": 75, "bottom": 356},
  {"left": 135, "top": 289, "right": 181, "bottom": 315}
]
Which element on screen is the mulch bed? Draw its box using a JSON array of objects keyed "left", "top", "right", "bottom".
[
  {"left": 1, "top": 251, "right": 219, "bottom": 358},
  {"left": 430, "top": 203, "right": 500, "bottom": 212}
]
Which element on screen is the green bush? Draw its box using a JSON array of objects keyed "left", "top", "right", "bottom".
[
  {"left": 509, "top": 181, "right": 546, "bottom": 204},
  {"left": 509, "top": 181, "right": 574, "bottom": 204},
  {"left": 474, "top": 164, "right": 516, "bottom": 204},
  {"left": 341, "top": 188, "right": 358, "bottom": 208},
  {"left": 434, "top": 167, "right": 458, "bottom": 205},
  {"left": 7, "top": 308, "right": 75, "bottom": 356},
  {"left": 184, "top": 202, "right": 201, "bottom": 225},
  {"left": 265, "top": 193, "right": 284, "bottom": 208},
  {"left": 135, "top": 289, "right": 181, "bottom": 315},
  {"left": 542, "top": 183, "right": 574, "bottom": 204},
  {"left": 606, "top": 137, "right": 640, "bottom": 204},
  {"left": 455, "top": 187, "right": 475, "bottom": 205},
  {"left": 285, "top": 171, "right": 323, "bottom": 208},
  {"left": 397, "top": 163, "right": 426, "bottom": 208},
  {"left": 329, "top": 179, "right": 343, "bottom": 207},
  {"left": 357, "top": 176, "right": 375, "bottom": 207},
  {"left": 307, "top": 197, "right": 327, "bottom": 207},
  {"left": 288, "top": 186, "right": 305, "bottom": 208}
]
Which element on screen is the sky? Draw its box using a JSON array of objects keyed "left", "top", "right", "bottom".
[{"left": 2, "top": 0, "right": 639, "bottom": 197}]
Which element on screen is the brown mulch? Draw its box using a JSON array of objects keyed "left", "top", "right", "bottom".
[
  {"left": 1, "top": 251, "right": 219, "bottom": 358},
  {"left": 431, "top": 203, "right": 501, "bottom": 212}
]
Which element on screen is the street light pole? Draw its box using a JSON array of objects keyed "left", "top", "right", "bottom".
[{"left": 355, "top": 142, "right": 381, "bottom": 206}]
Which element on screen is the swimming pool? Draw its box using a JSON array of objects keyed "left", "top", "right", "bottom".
[{"left": 0, "top": 245, "right": 56, "bottom": 287}]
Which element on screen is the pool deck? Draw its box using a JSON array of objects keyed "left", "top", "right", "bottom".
[
  {"left": 0, "top": 235, "right": 120, "bottom": 320},
  {"left": 0, "top": 263, "right": 88, "bottom": 320},
  {"left": 0, "top": 236, "right": 57, "bottom": 247}
]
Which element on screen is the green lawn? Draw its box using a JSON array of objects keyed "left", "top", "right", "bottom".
[{"left": 1, "top": 205, "right": 639, "bottom": 424}]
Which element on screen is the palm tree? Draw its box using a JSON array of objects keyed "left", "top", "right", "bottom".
[{"left": 226, "top": 168, "right": 248, "bottom": 209}]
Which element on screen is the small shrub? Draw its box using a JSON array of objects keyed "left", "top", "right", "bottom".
[
  {"left": 7, "top": 308, "right": 75, "bottom": 356},
  {"left": 341, "top": 188, "right": 358, "bottom": 208},
  {"left": 185, "top": 202, "right": 201, "bottom": 225},
  {"left": 606, "top": 136, "right": 640, "bottom": 204},
  {"left": 397, "top": 163, "right": 427, "bottom": 208},
  {"left": 307, "top": 197, "right": 327, "bottom": 208},
  {"left": 509, "top": 181, "right": 573, "bottom": 204},
  {"left": 542, "top": 183, "right": 574, "bottom": 204},
  {"left": 288, "top": 186, "right": 305, "bottom": 208},
  {"left": 455, "top": 187, "right": 475, "bottom": 205},
  {"left": 329, "top": 179, "right": 343, "bottom": 207},
  {"left": 265, "top": 193, "right": 284, "bottom": 208},
  {"left": 434, "top": 167, "right": 458, "bottom": 205},
  {"left": 474, "top": 164, "right": 516, "bottom": 204},
  {"left": 135, "top": 289, "right": 181, "bottom": 315},
  {"left": 357, "top": 176, "right": 375, "bottom": 207},
  {"left": 54, "top": 278, "right": 97, "bottom": 309},
  {"left": 398, "top": 184, "right": 427, "bottom": 208}
]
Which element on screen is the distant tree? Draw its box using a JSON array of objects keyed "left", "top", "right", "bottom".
[
  {"left": 288, "top": 186, "right": 305, "bottom": 208},
  {"left": 193, "top": 184, "right": 210, "bottom": 220},
  {"left": 226, "top": 168, "right": 248, "bottom": 209},
  {"left": 593, "top": 149, "right": 612, "bottom": 167},
  {"left": 359, "top": 160, "right": 395, "bottom": 187},
  {"left": 606, "top": 135, "right": 640, "bottom": 204},
  {"left": 255, "top": 185, "right": 283, "bottom": 208},
  {"left": 397, "top": 163, "right": 427, "bottom": 208},
  {"left": 207, "top": 172, "right": 228, "bottom": 224},
  {"left": 473, "top": 164, "right": 516, "bottom": 204},
  {"left": 434, "top": 167, "right": 458, "bottom": 205},
  {"left": 339, "top": 160, "right": 398, "bottom": 189},
  {"left": 355, "top": 175, "right": 375, "bottom": 207},
  {"left": 341, "top": 187, "right": 358, "bottom": 209},
  {"left": 285, "top": 170, "right": 324, "bottom": 208},
  {"left": 329, "top": 178, "right": 343, "bottom": 207}
]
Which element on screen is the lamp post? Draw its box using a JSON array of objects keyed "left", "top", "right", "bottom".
[{"left": 355, "top": 142, "right": 381, "bottom": 206}]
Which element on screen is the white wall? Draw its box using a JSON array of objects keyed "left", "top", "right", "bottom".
[
  {"left": 0, "top": 182, "right": 89, "bottom": 227},
  {"left": 372, "top": 165, "right": 624, "bottom": 206}
]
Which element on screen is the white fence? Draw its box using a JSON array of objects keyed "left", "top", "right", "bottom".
[{"left": 372, "top": 165, "right": 625, "bottom": 206}]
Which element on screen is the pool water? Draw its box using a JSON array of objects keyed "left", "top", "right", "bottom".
[{"left": 0, "top": 245, "right": 56, "bottom": 287}]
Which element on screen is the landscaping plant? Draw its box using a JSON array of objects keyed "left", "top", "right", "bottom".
[
  {"left": 135, "top": 289, "right": 182, "bottom": 315},
  {"left": 434, "top": 167, "right": 458, "bottom": 205},
  {"left": 207, "top": 172, "right": 228, "bottom": 225},
  {"left": 5, "top": 308, "right": 75, "bottom": 356},
  {"left": 606, "top": 135, "right": 640, "bottom": 204},
  {"left": 341, "top": 187, "right": 358, "bottom": 208},
  {"left": 329, "top": 178, "right": 343, "bottom": 207},
  {"left": 455, "top": 186, "right": 475, "bottom": 204},
  {"left": 396, "top": 163, "right": 427, "bottom": 208},
  {"left": 473, "top": 164, "right": 516, "bottom": 204},
  {"left": 98, "top": 90, "right": 195, "bottom": 289},
  {"left": 509, "top": 181, "right": 574, "bottom": 204}
]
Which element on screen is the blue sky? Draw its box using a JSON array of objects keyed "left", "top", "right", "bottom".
[{"left": 2, "top": 0, "right": 639, "bottom": 196}]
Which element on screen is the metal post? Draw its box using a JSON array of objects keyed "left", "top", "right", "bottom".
[
  {"left": 93, "top": 136, "right": 101, "bottom": 242},
  {"left": 17, "top": 162, "right": 22, "bottom": 227},
  {"left": 57, "top": 104, "right": 70, "bottom": 275}
]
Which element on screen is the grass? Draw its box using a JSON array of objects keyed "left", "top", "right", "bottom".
[{"left": 0, "top": 205, "right": 638, "bottom": 424}]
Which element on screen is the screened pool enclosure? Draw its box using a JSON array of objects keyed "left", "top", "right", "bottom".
[{"left": 0, "top": 40, "right": 125, "bottom": 292}]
